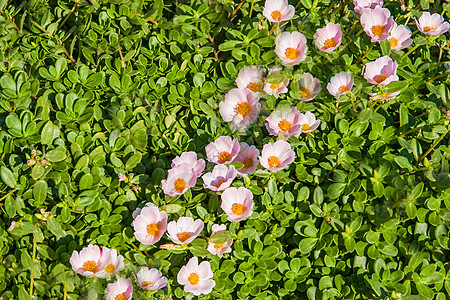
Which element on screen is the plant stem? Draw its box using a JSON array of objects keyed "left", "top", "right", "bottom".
[
  {"left": 30, "top": 227, "right": 37, "bottom": 299},
  {"left": 401, "top": 44, "right": 420, "bottom": 60},
  {"left": 0, "top": 189, "right": 16, "bottom": 202},
  {"left": 399, "top": 167, "right": 428, "bottom": 176},
  {"left": 229, "top": 0, "right": 245, "bottom": 20},
  {"left": 427, "top": 72, "right": 450, "bottom": 83},
  {"left": 356, "top": 42, "right": 374, "bottom": 64},
  {"left": 416, "top": 131, "right": 448, "bottom": 166},
  {"left": 337, "top": 29, "right": 364, "bottom": 54},
  {"left": 249, "top": 0, "right": 255, "bottom": 17}
]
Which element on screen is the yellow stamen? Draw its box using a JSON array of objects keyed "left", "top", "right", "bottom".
[
  {"left": 235, "top": 102, "right": 251, "bottom": 116},
  {"left": 104, "top": 263, "right": 115, "bottom": 273},
  {"left": 285, "top": 48, "right": 298, "bottom": 60},
  {"left": 178, "top": 232, "right": 191, "bottom": 243},
  {"left": 214, "top": 243, "right": 223, "bottom": 249},
  {"left": 142, "top": 281, "right": 153, "bottom": 287},
  {"left": 302, "top": 124, "right": 311, "bottom": 131},
  {"left": 215, "top": 179, "right": 226, "bottom": 188},
  {"left": 174, "top": 178, "right": 186, "bottom": 193},
  {"left": 278, "top": 119, "right": 291, "bottom": 132},
  {"left": 115, "top": 294, "right": 127, "bottom": 300},
  {"left": 299, "top": 87, "right": 311, "bottom": 99},
  {"left": 188, "top": 273, "right": 200, "bottom": 285},
  {"left": 372, "top": 25, "right": 386, "bottom": 37},
  {"left": 388, "top": 37, "right": 398, "bottom": 48},
  {"left": 423, "top": 26, "right": 435, "bottom": 32},
  {"left": 271, "top": 10, "right": 282, "bottom": 20},
  {"left": 231, "top": 203, "right": 245, "bottom": 215},
  {"left": 268, "top": 156, "right": 281, "bottom": 168},
  {"left": 247, "top": 82, "right": 262, "bottom": 93},
  {"left": 218, "top": 151, "right": 232, "bottom": 164},
  {"left": 323, "top": 39, "right": 337, "bottom": 49},
  {"left": 270, "top": 83, "right": 280, "bottom": 89},
  {"left": 375, "top": 73, "right": 388, "bottom": 83},
  {"left": 82, "top": 261, "right": 98, "bottom": 273},
  {"left": 338, "top": 85, "right": 350, "bottom": 93},
  {"left": 147, "top": 223, "right": 159, "bottom": 236}
]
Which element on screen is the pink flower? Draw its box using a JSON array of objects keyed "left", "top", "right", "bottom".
[
  {"left": 388, "top": 23, "right": 413, "bottom": 50},
  {"left": 314, "top": 23, "right": 342, "bottom": 53},
  {"left": 298, "top": 112, "right": 321, "bottom": 133},
  {"left": 132, "top": 202, "right": 157, "bottom": 220},
  {"left": 235, "top": 66, "right": 265, "bottom": 95},
  {"left": 263, "top": 69, "right": 289, "bottom": 98},
  {"left": 275, "top": 31, "right": 308, "bottom": 66},
  {"left": 327, "top": 72, "right": 354, "bottom": 97},
  {"left": 369, "top": 91, "right": 400, "bottom": 100},
  {"left": 265, "top": 106, "right": 303, "bottom": 138},
  {"left": 118, "top": 173, "right": 127, "bottom": 182},
  {"left": 161, "top": 165, "right": 197, "bottom": 196},
  {"left": 219, "top": 88, "right": 261, "bottom": 131},
  {"left": 136, "top": 267, "right": 168, "bottom": 291},
  {"left": 353, "top": 0, "right": 383, "bottom": 14},
  {"left": 105, "top": 278, "right": 133, "bottom": 300},
  {"left": 171, "top": 152, "right": 205, "bottom": 178},
  {"left": 298, "top": 73, "right": 321, "bottom": 101},
  {"left": 70, "top": 244, "right": 103, "bottom": 277},
  {"left": 360, "top": 7, "right": 394, "bottom": 42},
  {"left": 233, "top": 142, "right": 260, "bottom": 175},
  {"left": 8, "top": 221, "right": 16, "bottom": 231},
  {"left": 96, "top": 247, "right": 125, "bottom": 279},
  {"left": 167, "top": 217, "right": 204, "bottom": 244},
  {"left": 132, "top": 204, "right": 168, "bottom": 245},
  {"left": 207, "top": 224, "right": 233, "bottom": 257},
  {"left": 364, "top": 55, "right": 398, "bottom": 86},
  {"left": 202, "top": 165, "right": 237, "bottom": 191},
  {"left": 263, "top": 0, "right": 295, "bottom": 23},
  {"left": 415, "top": 12, "right": 450, "bottom": 36},
  {"left": 259, "top": 140, "right": 295, "bottom": 172},
  {"left": 220, "top": 187, "right": 254, "bottom": 222},
  {"left": 177, "top": 257, "right": 215, "bottom": 296},
  {"left": 205, "top": 136, "right": 240, "bottom": 165}
]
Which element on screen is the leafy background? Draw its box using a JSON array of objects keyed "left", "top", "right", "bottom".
[{"left": 1, "top": 0, "right": 450, "bottom": 299}]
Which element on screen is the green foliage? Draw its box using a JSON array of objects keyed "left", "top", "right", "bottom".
[{"left": 0, "top": 0, "right": 450, "bottom": 299}]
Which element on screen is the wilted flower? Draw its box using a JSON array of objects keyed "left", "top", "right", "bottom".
[
  {"left": 263, "top": 0, "right": 295, "bottom": 23},
  {"left": 161, "top": 165, "right": 197, "bottom": 196},
  {"left": 235, "top": 66, "right": 265, "bottom": 95},
  {"left": 105, "top": 278, "right": 133, "bottom": 300},
  {"left": 275, "top": 31, "right": 308, "bottom": 66},
  {"left": 167, "top": 217, "right": 204, "bottom": 244},
  {"left": 221, "top": 187, "right": 254, "bottom": 222},
  {"left": 314, "top": 23, "right": 342, "bottom": 53},
  {"left": 202, "top": 165, "right": 237, "bottom": 191},
  {"left": 415, "top": 12, "right": 450, "bottom": 36},
  {"left": 364, "top": 55, "right": 398, "bottom": 86},
  {"left": 132, "top": 204, "right": 168, "bottom": 245},
  {"left": 207, "top": 224, "right": 233, "bottom": 257},
  {"left": 8, "top": 221, "right": 16, "bottom": 231},
  {"left": 265, "top": 106, "right": 303, "bottom": 138},
  {"left": 96, "top": 247, "right": 125, "bottom": 279},
  {"left": 360, "top": 7, "right": 394, "bottom": 42},
  {"left": 233, "top": 142, "right": 260, "bottom": 175},
  {"left": 369, "top": 91, "right": 400, "bottom": 100},
  {"left": 298, "top": 73, "right": 321, "bottom": 101},
  {"left": 70, "top": 244, "right": 103, "bottom": 277},
  {"left": 177, "top": 257, "right": 215, "bottom": 296},
  {"left": 327, "top": 72, "right": 354, "bottom": 97},
  {"left": 388, "top": 23, "right": 413, "bottom": 50},
  {"left": 136, "top": 267, "right": 168, "bottom": 291},
  {"left": 118, "top": 173, "right": 127, "bottom": 182},
  {"left": 298, "top": 112, "right": 321, "bottom": 134},
  {"left": 219, "top": 88, "right": 261, "bottom": 131},
  {"left": 171, "top": 151, "right": 205, "bottom": 178},
  {"left": 353, "top": 0, "right": 383, "bottom": 14},
  {"left": 259, "top": 140, "right": 295, "bottom": 172},
  {"left": 205, "top": 136, "right": 240, "bottom": 165}
]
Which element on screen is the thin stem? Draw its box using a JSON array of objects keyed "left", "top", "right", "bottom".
[
  {"left": 356, "top": 42, "right": 374, "bottom": 64},
  {"left": 229, "top": 0, "right": 245, "bottom": 20},
  {"left": 390, "top": 197, "right": 407, "bottom": 209},
  {"left": 398, "top": 125, "right": 426, "bottom": 138},
  {"left": 249, "top": 0, "right": 255, "bottom": 18},
  {"left": 117, "top": 43, "right": 126, "bottom": 68},
  {"left": 30, "top": 227, "right": 37, "bottom": 299},
  {"left": 58, "top": 0, "right": 78, "bottom": 30},
  {"left": 427, "top": 71, "right": 450, "bottom": 83},
  {"left": 130, "top": 242, "right": 150, "bottom": 258},
  {"left": 337, "top": 29, "right": 364, "bottom": 54},
  {"left": 399, "top": 167, "right": 428, "bottom": 176},
  {"left": 416, "top": 131, "right": 448, "bottom": 166},
  {"left": 401, "top": 44, "right": 420, "bottom": 60},
  {"left": 269, "top": 23, "right": 277, "bottom": 36},
  {"left": 295, "top": 0, "right": 303, "bottom": 9},
  {"left": 0, "top": 189, "right": 16, "bottom": 202},
  {"left": 64, "top": 282, "right": 67, "bottom": 300}
]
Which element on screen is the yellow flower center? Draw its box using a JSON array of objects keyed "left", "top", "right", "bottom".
[
  {"left": 423, "top": 26, "right": 435, "bottom": 32},
  {"left": 338, "top": 85, "right": 350, "bottom": 93},
  {"left": 142, "top": 281, "right": 153, "bottom": 287},
  {"left": 188, "top": 273, "right": 200, "bottom": 285},
  {"left": 247, "top": 82, "right": 262, "bottom": 93},
  {"left": 178, "top": 232, "right": 191, "bottom": 243},
  {"left": 299, "top": 87, "right": 311, "bottom": 99},
  {"left": 270, "top": 83, "right": 280, "bottom": 89},
  {"left": 285, "top": 48, "right": 298, "bottom": 60},
  {"left": 218, "top": 151, "right": 232, "bottom": 164},
  {"left": 268, "top": 156, "right": 281, "bottom": 168},
  {"left": 375, "top": 73, "right": 388, "bottom": 83},
  {"left": 115, "top": 294, "right": 127, "bottom": 300},
  {"left": 214, "top": 243, "right": 223, "bottom": 249},
  {"left": 104, "top": 263, "right": 115, "bottom": 273},
  {"left": 278, "top": 119, "right": 291, "bottom": 132},
  {"left": 372, "top": 25, "right": 385, "bottom": 37},
  {"left": 323, "top": 39, "right": 337, "bottom": 49},
  {"left": 271, "top": 10, "right": 282, "bottom": 20},
  {"left": 231, "top": 203, "right": 245, "bottom": 215},
  {"left": 302, "top": 123, "right": 311, "bottom": 131},
  {"left": 215, "top": 179, "right": 226, "bottom": 188},
  {"left": 235, "top": 102, "right": 251, "bottom": 116},
  {"left": 381, "top": 92, "right": 390, "bottom": 98},
  {"left": 242, "top": 157, "right": 253, "bottom": 168},
  {"left": 174, "top": 178, "right": 186, "bottom": 193},
  {"left": 82, "top": 261, "right": 98, "bottom": 273},
  {"left": 388, "top": 37, "right": 398, "bottom": 48},
  {"left": 147, "top": 223, "right": 159, "bottom": 236}
]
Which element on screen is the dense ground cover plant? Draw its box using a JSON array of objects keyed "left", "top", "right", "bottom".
[{"left": 1, "top": 0, "right": 450, "bottom": 299}]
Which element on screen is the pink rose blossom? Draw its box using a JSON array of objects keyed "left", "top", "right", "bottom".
[
  {"left": 171, "top": 152, "right": 205, "bottom": 178},
  {"left": 235, "top": 66, "right": 265, "bottom": 96},
  {"left": 96, "top": 247, "right": 125, "bottom": 279},
  {"left": 177, "top": 257, "right": 215, "bottom": 296},
  {"left": 263, "top": 0, "right": 295, "bottom": 23},
  {"left": 131, "top": 202, "right": 157, "bottom": 220},
  {"left": 415, "top": 12, "right": 450, "bottom": 36},
  {"left": 136, "top": 267, "right": 168, "bottom": 291},
  {"left": 298, "top": 73, "right": 321, "bottom": 101},
  {"left": 353, "top": 0, "right": 383, "bottom": 14},
  {"left": 388, "top": 23, "right": 413, "bottom": 50},
  {"left": 221, "top": 187, "right": 254, "bottom": 222},
  {"left": 105, "top": 278, "right": 133, "bottom": 300},
  {"left": 8, "top": 221, "right": 16, "bottom": 231},
  {"left": 161, "top": 165, "right": 197, "bottom": 196},
  {"left": 369, "top": 91, "right": 400, "bottom": 100},
  {"left": 265, "top": 106, "right": 303, "bottom": 138},
  {"left": 205, "top": 136, "right": 240, "bottom": 165},
  {"left": 360, "top": 7, "right": 394, "bottom": 42},
  {"left": 207, "top": 224, "right": 233, "bottom": 257},
  {"left": 264, "top": 69, "right": 289, "bottom": 98},
  {"left": 70, "top": 244, "right": 103, "bottom": 277},
  {"left": 275, "top": 31, "right": 308, "bottom": 66},
  {"left": 132, "top": 204, "right": 168, "bottom": 245},
  {"left": 202, "top": 165, "right": 237, "bottom": 191},
  {"left": 327, "top": 72, "right": 354, "bottom": 97},
  {"left": 298, "top": 112, "right": 321, "bottom": 134},
  {"left": 364, "top": 55, "right": 398, "bottom": 86},
  {"left": 314, "top": 23, "right": 342, "bottom": 53},
  {"left": 233, "top": 142, "right": 260, "bottom": 175},
  {"left": 259, "top": 140, "right": 295, "bottom": 172},
  {"left": 219, "top": 88, "right": 261, "bottom": 131},
  {"left": 167, "top": 217, "right": 204, "bottom": 244}
]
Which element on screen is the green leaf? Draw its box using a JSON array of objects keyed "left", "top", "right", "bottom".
[
  {"left": 41, "top": 121, "right": 55, "bottom": 145},
  {"left": 0, "top": 166, "right": 17, "bottom": 188},
  {"left": 47, "top": 218, "right": 64, "bottom": 239},
  {"left": 301, "top": 0, "right": 312, "bottom": 9},
  {"left": 46, "top": 149, "right": 67, "bottom": 162},
  {"left": 126, "top": 153, "right": 142, "bottom": 169},
  {"left": 33, "top": 180, "right": 48, "bottom": 207},
  {"left": 211, "top": 231, "right": 232, "bottom": 244}
]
